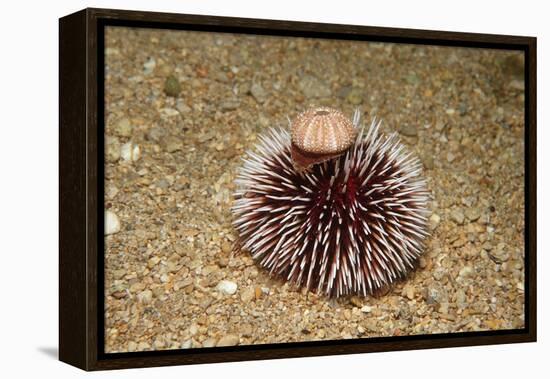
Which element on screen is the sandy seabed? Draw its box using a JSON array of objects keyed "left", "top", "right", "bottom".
[{"left": 103, "top": 26, "right": 525, "bottom": 353}]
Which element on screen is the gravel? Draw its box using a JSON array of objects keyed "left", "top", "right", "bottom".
[
  {"left": 299, "top": 75, "right": 331, "bottom": 98},
  {"left": 103, "top": 27, "right": 525, "bottom": 353}
]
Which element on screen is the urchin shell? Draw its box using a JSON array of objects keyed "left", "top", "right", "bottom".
[
  {"left": 290, "top": 107, "right": 357, "bottom": 170},
  {"left": 291, "top": 107, "right": 356, "bottom": 155},
  {"left": 232, "top": 118, "right": 429, "bottom": 297}
]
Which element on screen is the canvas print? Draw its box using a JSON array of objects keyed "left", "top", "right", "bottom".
[{"left": 103, "top": 26, "right": 525, "bottom": 353}]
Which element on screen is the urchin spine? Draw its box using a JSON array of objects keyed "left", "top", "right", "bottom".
[{"left": 232, "top": 117, "right": 429, "bottom": 297}]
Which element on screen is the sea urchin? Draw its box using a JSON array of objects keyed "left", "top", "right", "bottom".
[{"left": 232, "top": 108, "right": 429, "bottom": 297}]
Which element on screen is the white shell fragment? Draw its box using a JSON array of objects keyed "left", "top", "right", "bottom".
[
  {"left": 105, "top": 210, "right": 121, "bottom": 235},
  {"left": 120, "top": 142, "right": 141, "bottom": 162},
  {"left": 216, "top": 280, "right": 238, "bottom": 295}
]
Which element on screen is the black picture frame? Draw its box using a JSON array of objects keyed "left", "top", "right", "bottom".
[{"left": 59, "top": 7, "right": 537, "bottom": 371}]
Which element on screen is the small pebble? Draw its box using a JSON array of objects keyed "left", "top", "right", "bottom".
[
  {"left": 220, "top": 99, "right": 240, "bottom": 111},
  {"left": 104, "top": 210, "right": 120, "bottom": 235},
  {"left": 360, "top": 305, "right": 372, "bottom": 313},
  {"left": 202, "top": 338, "right": 217, "bottom": 348},
  {"left": 216, "top": 280, "right": 237, "bottom": 295},
  {"left": 424, "top": 155, "right": 434, "bottom": 170},
  {"left": 176, "top": 99, "right": 191, "bottom": 114},
  {"left": 137, "top": 342, "right": 151, "bottom": 351},
  {"left": 105, "top": 47, "right": 120, "bottom": 56},
  {"left": 465, "top": 208, "right": 481, "bottom": 222},
  {"left": 147, "top": 256, "right": 160, "bottom": 268},
  {"left": 418, "top": 257, "right": 428, "bottom": 269},
  {"left": 143, "top": 57, "right": 156, "bottom": 74},
  {"left": 249, "top": 82, "right": 267, "bottom": 103},
  {"left": 429, "top": 213, "right": 441, "bottom": 230},
  {"left": 120, "top": 142, "right": 140, "bottom": 162},
  {"left": 137, "top": 289, "right": 153, "bottom": 304},
  {"left": 346, "top": 88, "right": 363, "bottom": 105},
  {"left": 350, "top": 296, "right": 363, "bottom": 307},
  {"left": 164, "top": 137, "right": 183, "bottom": 153},
  {"left": 240, "top": 287, "right": 256, "bottom": 302},
  {"left": 111, "top": 291, "right": 127, "bottom": 299},
  {"left": 218, "top": 257, "right": 228, "bottom": 267},
  {"left": 114, "top": 118, "right": 132, "bottom": 138},
  {"left": 105, "top": 137, "right": 121, "bottom": 163},
  {"left": 456, "top": 289, "right": 466, "bottom": 307},
  {"left": 450, "top": 209, "right": 465, "bottom": 225},
  {"left": 106, "top": 185, "right": 119, "bottom": 199},
  {"left": 491, "top": 243, "right": 510, "bottom": 262},
  {"left": 161, "top": 108, "right": 180, "bottom": 117},
  {"left": 299, "top": 75, "right": 331, "bottom": 98},
  {"left": 425, "top": 285, "right": 449, "bottom": 304},
  {"left": 129, "top": 282, "right": 145, "bottom": 293},
  {"left": 146, "top": 127, "right": 166, "bottom": 142},
  {"left": 459, "top": 266, "right": 474, "bottom": 279},
  {"left": 400, "top": 123, "right": 418, "bottom": 137},
  {"left": 446, "top": 152, "right": 456, "bottom": 162},
  {"left": 164, "top": 75, "right": 181, "bottom": 97},
  {"left": 217, "top": 334, "right": 239, "bottom": 347},
  {"left": 127, "top": 341, "right": 137, "bottom": 352},
  {"left": 221, "top": 241, "right": 232, "bottom": 254},
  {"left": 112, "top": 269, "right": 126, "bottom": 279},
  {"left": 509, "top": 79, "right": 525, "bottom": 91},
  {"left": 404, "top": 286, "right": 415, "bottom": 300}
]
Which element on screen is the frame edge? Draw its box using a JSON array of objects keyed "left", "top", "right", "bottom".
[
  {"left": 58, "top": 7, "right": 537, "bottom": 371},
  {"left": 526, "top": 36, "right": 537, "bottom": 342},
  {"left": 59, "top": 8, "right": 89, "bottom": 371}
]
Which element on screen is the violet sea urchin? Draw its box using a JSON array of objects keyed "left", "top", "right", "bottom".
[{"left": 232, "top": 110, "right": 429, "bottom": 297}]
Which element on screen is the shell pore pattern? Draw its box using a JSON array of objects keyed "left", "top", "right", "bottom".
[{"left": 291, "top": 107, "right": 356, "bottom": 155}]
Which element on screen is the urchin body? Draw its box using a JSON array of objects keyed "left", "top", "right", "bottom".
[{"left": 232, "top": 117, "right": 429, "bottom": 297}]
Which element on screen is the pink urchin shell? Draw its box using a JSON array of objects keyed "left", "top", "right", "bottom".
[{"left": 290, "top": 107, "right": 357, "bottom": 170}]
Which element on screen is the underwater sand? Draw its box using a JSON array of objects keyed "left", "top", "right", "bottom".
[{"left": 103, "top": 26, "right": 525, "bottom": 352}]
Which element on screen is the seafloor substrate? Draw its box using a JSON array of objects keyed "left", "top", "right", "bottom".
[{"left": 103, "top": 27, "right": 525, "bottom": 353}]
